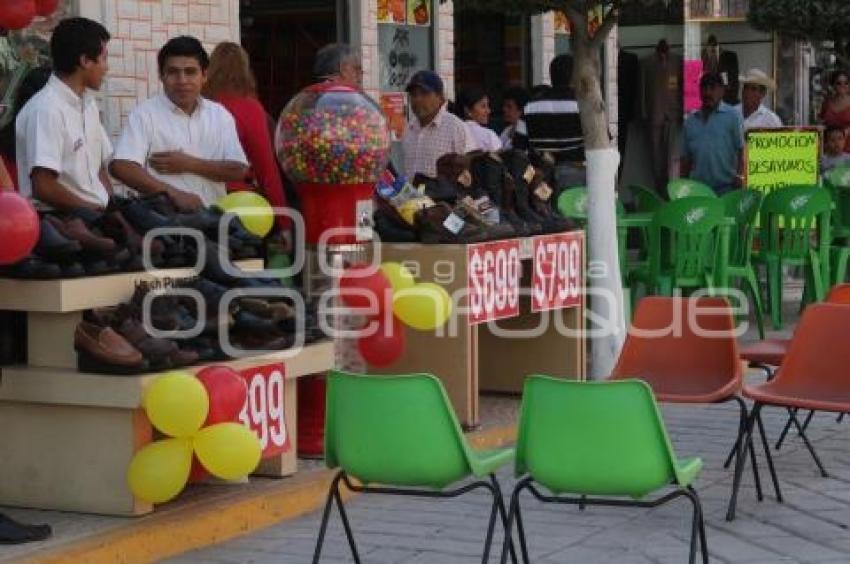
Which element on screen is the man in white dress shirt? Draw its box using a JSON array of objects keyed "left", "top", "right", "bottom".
[
  {"left": 15, "top": 17, "right": 113, "bottom": 211},
  {"left": 736, "top": 68, "right": 782, "bottom": 131},
  {"left": 110, "top": 36, "right": 248, "bottom": 212}
]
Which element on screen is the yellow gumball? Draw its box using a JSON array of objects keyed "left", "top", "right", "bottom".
[
  {"left": 217, "top": 191, "right": 274, "bottom": 237},
  {"left": 143, "top": 372, "right": 209, "bottom": 438},
  {"left": 393, "top": 282, "right": 452, "bottom": 331},
  {"left": 194, "top": 423, "right": 262, "bottom": 480},
  {"left": 380, "top": 262, "right": 416, "bottom": 294},
  {"left": 127, "top": 438, "right": 193, "bottom": 504}
]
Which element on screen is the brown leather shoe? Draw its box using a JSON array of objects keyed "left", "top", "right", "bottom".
[
  {"left": 115, "top": 317, "right": 179, "bottom": 370},
  {"left": 414, "top": 203, "right": 489, "bottom": 244},
  {"left": 101, "top": 210, "right": 165, "bottom": 257},
  {"left": 74, "top": 321, "right": 147, "bottom": 374},
  {"left": 45, "top": 216, "right": 116, "bottom": 255}
]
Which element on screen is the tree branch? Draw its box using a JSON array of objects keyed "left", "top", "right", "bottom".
[
  {"left": 564, "top": 4, "right": 587, "bottom": 44},
  {"left": 590, "top": 4, "right": 619, "bottom": 49}
]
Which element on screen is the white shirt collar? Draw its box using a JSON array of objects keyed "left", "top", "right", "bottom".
[
  {"left": 157, "top": 92, "right": 206, "bottom": 116},
  {"left": 47, "top": 74, "right": 92, "bottom": 108}
]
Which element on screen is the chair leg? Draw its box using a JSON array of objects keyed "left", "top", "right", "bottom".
[
  {"left": 513, "top": 493, "right": 530, "bottom": 564},
  {"left": 838, "top": 413, "right": 846, "bottom": 423},
  {"left": 313, "top": 471, "right": 360, "bottom": 564},
  {"left": 480, "top": 488, "right": 499, "bottom": 564},
  {"left": 788, "top": 410, "right": 828, "bottom": 478},
  {"left": 686, "top": 486, "right": 709, "bottom": 564},
  {"left": 756, "top": 410, "right": 783, "bottom": 503},
  {"left": 801, "top": 410, "right": 815, "bottom": 432},
  {"left": 775, "top": 408, "right": 798, "bottom": 450},
  {"left": 500, "top": 478, "right": 532, "bottom": 564},
  {"left": 722, "top": 398, "right": 747, "bottom": 470},
  {"left": 748, "top": 434, "right": 764, "bottom": 502},
  {"left": 727, "top": 402, "right": 760, "bottom": 521},
  {"left": 766, "top": 257, "right": 783, "bottom": 330},
  {"left": 333, "top": 485, "right": 361, "bottom": 563},
  {"left": 744, "top": 266, "right": 766, "bottom": 339},
  {"left": 490, "top": 474, "right": 518, "bottom": 564}
]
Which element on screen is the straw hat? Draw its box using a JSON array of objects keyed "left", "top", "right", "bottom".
[{"left": 740, "top": 68, "right": 776, "bottom": 90}]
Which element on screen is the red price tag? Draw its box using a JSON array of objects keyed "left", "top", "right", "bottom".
[
  {"left": 238, "top": 363, "right": 290, "bottom": 458},
  {"left": 531, "top": 232, "right": 583, "bottom": 312},
  {"left": 467, "top": 240, "right": 521, "bottom": 325}
]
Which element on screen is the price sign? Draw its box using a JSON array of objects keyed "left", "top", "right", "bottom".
[
  {"left": 467, "top": 240, "right": 521, "bottom": 325},
  {"left": 531, "top": 232, "right": 583, "bottom": 312},
  {"left": 238, "top": 363, "right": 290, "bottom": 458}
]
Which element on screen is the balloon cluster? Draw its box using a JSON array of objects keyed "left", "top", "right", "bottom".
[
  {"left": 0, "top": 0, "right": 60, "bottom": 31},
  {"left": 276, "top": 88, "right": 390, "bottom": 185},
  {"left": 339, "top": 262, "right": 453, "bottom": 367},
  {"left": 127, "top": 368, "right": 261, "bottom": 504}
]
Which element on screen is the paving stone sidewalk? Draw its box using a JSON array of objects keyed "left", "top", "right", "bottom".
[{"left": 173, "top": 384, "right": 850, "bottom": 564}]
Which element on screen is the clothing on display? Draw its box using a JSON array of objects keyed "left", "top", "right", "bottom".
[
  {"left": 640, "top": 40, "right": 683, "bottom": 192},
  {"left": 701, "top": 35, "right": 740, "bottom": 106},
  {"left": 617, "top": 49, "right": 640, "bottom": 170}
]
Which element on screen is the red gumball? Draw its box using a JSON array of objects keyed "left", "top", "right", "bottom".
[
  {"left": 0, "top": 192, "right": 39, "bottom": 265},
  {"left": 358, "top": 315, "right": 405, "bottom": 367},
  {"left": 339, "top": 263, "right": 392, "bottom": 312},
  {"left": 34, "top": 0, "right": 59, "bottom": 16},
  {"left": 196, "top": 366, "right": 248, "bottom": 425},
  {"left": 0, "top": 0, "right": 36, "bottom": 30}
]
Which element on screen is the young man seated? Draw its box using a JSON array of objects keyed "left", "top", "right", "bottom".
[{"left": 110, "top": 36, "right": 249, "bottom": 212}]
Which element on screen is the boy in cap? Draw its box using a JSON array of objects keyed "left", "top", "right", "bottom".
[
  {"left": 680, "top": 71, "right": 745, "bottom": 194},
  {"left": 401, "top": 70, "right": 470, "bottom": 178},
  {"left": 737, "top": 68, "right": 782, "bottom": 130}
]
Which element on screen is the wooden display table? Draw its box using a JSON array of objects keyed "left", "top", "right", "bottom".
[
  {"left": 0, "top": 262, "right": 334, "bottom": 516},
  {"left": 374, "top": 234, "right": 586, "bottom": 428}
]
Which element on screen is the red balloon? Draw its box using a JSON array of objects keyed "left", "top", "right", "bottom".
[
  {"left": 0, "top": 0, "right": 36, "bottom": 30},
  {"left": 34, "top": 0, "right": 58, "bottom": 16},
  {"left": 339, "top": 263, "right": 392, "bottom": 312},
  {"left": 188, "top": 455, "right": 210, "bottom": 483},
  {"left": 196, "top": 366, "right": 248, "bottom": 426},
  {"left": 358, "top": 315, "right": 406, "bottom": 367},
  {"left": 0, "top": 192, "right": 39, "bottom": 265}
]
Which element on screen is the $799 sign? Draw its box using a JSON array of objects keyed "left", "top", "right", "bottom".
[{"left": 531, "top": 232, "right": 583, "bottom": 312}]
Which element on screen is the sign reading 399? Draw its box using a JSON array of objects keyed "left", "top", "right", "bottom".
[{"left": 467, "top": 240, "right": 521, "bottom": 325}]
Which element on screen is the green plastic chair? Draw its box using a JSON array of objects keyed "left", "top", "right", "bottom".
[
  {"left": 315, "top": 370, "right": 517, "bottom": 564},
  {"left": 721, "top": 190, "right": 766, "bottom": 338},
  {"left": 556, "top": 186, "right": 626, "bottom": 222},
  {"left": 625, "top": 184, "right": 665, "bottom": 259},
  {"left": 499, "top": 377, "right": 707, "bottom": 564},
  {"left": 629, "top": 197, "right": 726, "bottom": 305},
  {"left": 752, "top": 185, "right": 832, "bottom": 330},
  {"left": 823, "top": 166, "right": 850, "bottom": 283},
  {"left": 668, "top": 178, "right": 718, "bottom": 200}
]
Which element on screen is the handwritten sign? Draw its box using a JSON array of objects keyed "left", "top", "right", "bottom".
[
  {"left": 746, "top": 128, "right": 820, "bottom": 194},
  {"left": 238, "top": 363, "right": 290, "bottom": 458},
  {"left": 467, "top": 240, "right": 521, "bottom": 325}
]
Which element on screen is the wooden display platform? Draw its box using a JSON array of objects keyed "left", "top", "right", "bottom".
[
  {"left": 374, "top": 238, "right": 586, "bottom": 428},
  {"left": 0, "top": 341, "right": 333, "bottom": 516}
]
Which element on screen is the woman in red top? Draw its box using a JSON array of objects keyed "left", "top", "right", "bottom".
[
  {"left": 203, "top": 42, "right": 290, "bottom": 229},
  {"left": 820, "top": 70, "right": 850, "bottom": 153}
]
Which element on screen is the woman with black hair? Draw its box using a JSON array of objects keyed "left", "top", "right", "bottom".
[
  {"left": 500, "top": 86, "right": 529, "bottom": 149},
  {"left": 456, "top": 87, "right": 501, "bottom": 151}
]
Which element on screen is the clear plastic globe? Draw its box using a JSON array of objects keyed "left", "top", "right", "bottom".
[{"left": 275, "top": 83, "right": 391, "bottom": 185}]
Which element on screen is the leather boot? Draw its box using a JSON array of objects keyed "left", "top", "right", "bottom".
[
  {"left": 414, "top": 203, "right": 489, "bottom": 244},
  {"left": 501, "top": 150, "right": 548, "bottom": 228},
  {"left": 529, "top": 170, "right": 577, "bottom": 233},
  {"left": 470, "top": 152, "right": 532, "bottom": 237}
]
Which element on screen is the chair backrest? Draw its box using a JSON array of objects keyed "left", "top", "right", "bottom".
[
  {"left": 557, "top": 186, "right": 625, "bottom": 222},
  {"left": 628, "top": 184, "right": 665, "bottom": 213},
  {"left": 515, "top": 377, "right": 681, "bottom": 497},
  {"left": 325, "top": 370, "right": 472, "bottom": 488},
  {"left": 826, "top": 283, "right": 850, "bottom": 304},
  {"left": 611, "top": 296, "right": 742, "bottom": 394},
  {"left": 648, "top": 197, "right": 725, "bottom": 283},
  {"left": 721, "top": 190, "right": 764, "bottom": 268},
  {"left": 667, "top": 178, "right": 717, "bottom": 200},
  {"left": 824, "top": 166, "right": 850, "bottom": 234},
  {"left": 771, "top": 303, "right": 850, "bottom": 396},
  {"left": 760, "top": 185, "right": 832, "bottom": 261}
]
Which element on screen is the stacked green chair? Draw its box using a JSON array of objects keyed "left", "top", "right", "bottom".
[
  {"left": 752, "top": 185, "right": 832, "bottom": 330},
  {"left": 668, "top": 178, "right": 718, "bottom": 200},
  {"left": 629, "top": 197, "right": 726, "bottom": 305},
  {"left": 314, "top": 371, "right": 517, "bottom": 564},
  {"left": 500, "top": 377, "right": 707, "bottom": 564},
  {"left": 556, "top": 186, "right": 627, "bottom": 222},
  {"left": 721, "top": 190, "right": 766, "bottom": 338},
  {"left": 625, "top": 184, "right": 665, "bottom": 260},
  {"left": 824, "top": 165, "right": 850, "bottom": 284}
]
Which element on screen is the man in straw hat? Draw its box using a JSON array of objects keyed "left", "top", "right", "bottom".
[{"left": 736, "top": 68, "right": 782, "bottom": 130}]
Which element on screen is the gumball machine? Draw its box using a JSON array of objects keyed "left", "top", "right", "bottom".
[{"left": 276, "top": 83, "right": 390, "bottom": 245}]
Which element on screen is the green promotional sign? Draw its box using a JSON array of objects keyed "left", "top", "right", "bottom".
[{"left": 746, "top": 128, "right": 820, "bottom": 194}]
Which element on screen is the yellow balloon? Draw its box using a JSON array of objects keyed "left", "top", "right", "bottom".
[
  {"left": 127, "top": 438, "right": 193, "bottom": 504},
  {"left": 194, "top": 423, "right": 262, "bottom": 480},
  {"left": 380, "top": 262, "right": 416, "bottom": 294},
  {"left": 143, "top": 372, "right": 209, "bottom": 438},
  {"left": 217, "top": 191, "right": 274, "bottom": 237},
  {"left": 393, "top": 282, "right": 452, "bottom": 331}
]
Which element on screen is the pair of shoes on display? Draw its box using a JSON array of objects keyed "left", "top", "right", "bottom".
[{"left": 0, "top": 513, "right": 51, "bottom": 545}]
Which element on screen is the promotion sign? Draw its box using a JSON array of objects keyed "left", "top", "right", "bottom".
[
  {"left": 467, "top": 240, "right": 521, "bottom": 325},
  {"left": 746, "top": 128, "right": 820, "bottom": 194},
  {"left": 531, "top": 232, "right": 584, "bottom": 313},
  {"left": 238, "top": 363, "right": 289, "bottom": 458}
]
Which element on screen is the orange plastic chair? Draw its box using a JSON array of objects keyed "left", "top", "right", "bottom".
[
  {"left": 608, "top": 296, "right": 775, "bottom": 511},
  {"left": 728, "top": 303, "right": 850, "bottom": 520}
]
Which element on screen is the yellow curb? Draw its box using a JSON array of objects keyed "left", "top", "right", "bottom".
[{"left": 22, "top": 423, "right": 517, "bottom": 564}]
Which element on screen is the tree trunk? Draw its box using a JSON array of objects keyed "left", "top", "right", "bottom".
[{"left": 572, "top": 35, "right": 626, "bottom": 379}]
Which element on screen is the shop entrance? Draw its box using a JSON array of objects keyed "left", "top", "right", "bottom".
[{"left": 240, "top": 0, "right": 347, "bottom": 118}]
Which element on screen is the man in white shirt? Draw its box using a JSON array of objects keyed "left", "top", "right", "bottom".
[
  {"left": 110, "top": 36, "right": 248, "bottom": 212},
  {"left": 736, "top": 68, "right": 782, "bottom": 131},
  {"left": 401, "top": 71, "right": 469, "bottom": 178},
  {"left": 15, "top": 17, "right": 113, "bottom": 211}
]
